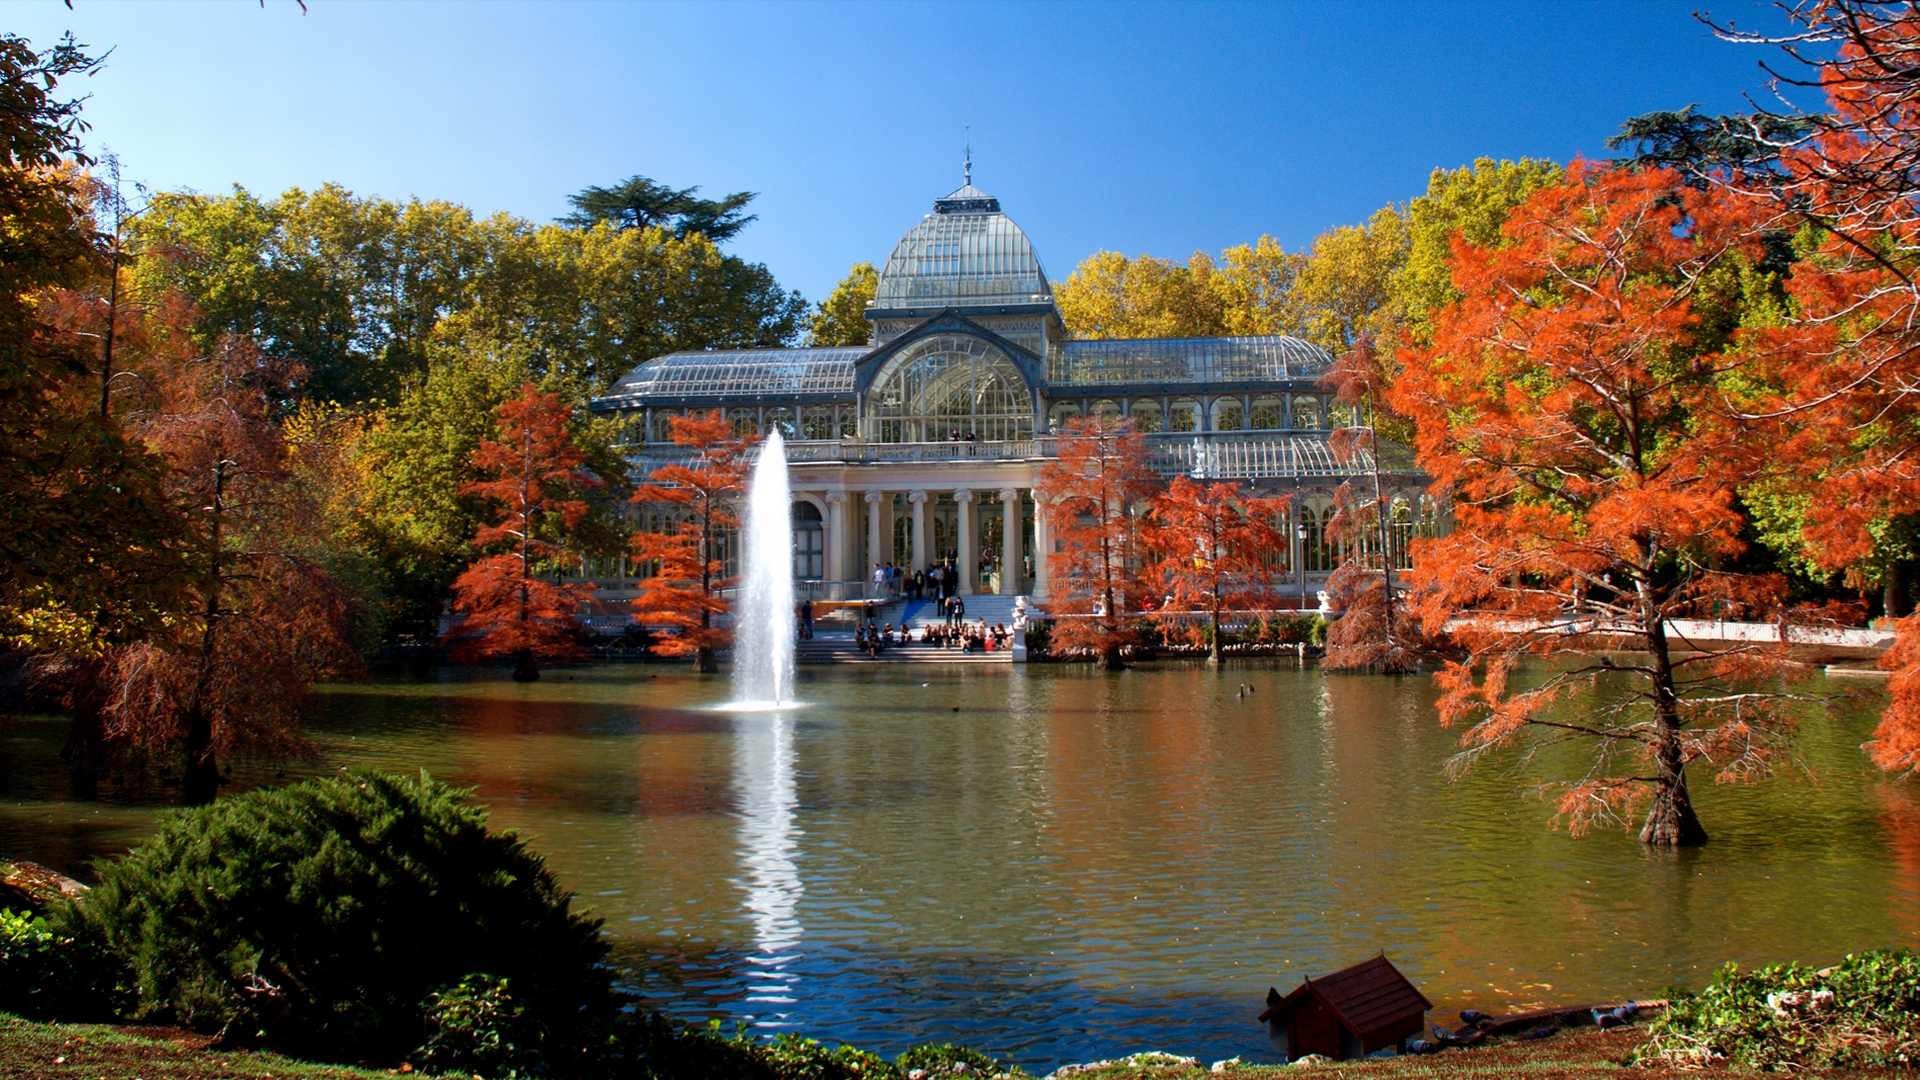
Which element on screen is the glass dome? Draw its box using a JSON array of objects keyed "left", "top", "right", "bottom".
[{"left": 873, "top": 185, "right": 1051, "bottom": 307}]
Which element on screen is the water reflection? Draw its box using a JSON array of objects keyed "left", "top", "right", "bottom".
[{"left": 735, "top": 712, "right": 804, "bottom": 1020}]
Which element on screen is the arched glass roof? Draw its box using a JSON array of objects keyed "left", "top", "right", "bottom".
[
  {"left": 598, "top": 347, "right": 862, "bottom": 403},
  {"left": 874, "top": 185, "right": 1051, "bottom": 306},
  {"left": 1048, "top": 335, "right": 1331, "bottom": 387}
]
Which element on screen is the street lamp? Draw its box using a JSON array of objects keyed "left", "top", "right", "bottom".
[{"left": 1296, "top": 523, "right": 1310, "bottom": 612}]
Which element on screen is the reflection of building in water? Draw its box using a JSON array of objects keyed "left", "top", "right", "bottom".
[
  {"left": 590, "top": 174, "right": 1436, "bottom": 601},
  {"left": 734, "top": 715, "right": 804, "bottom": 1019}
]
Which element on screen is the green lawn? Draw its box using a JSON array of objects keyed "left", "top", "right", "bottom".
[{"left": 0, "top": 1015, "right": 393, "bottom": 1080}]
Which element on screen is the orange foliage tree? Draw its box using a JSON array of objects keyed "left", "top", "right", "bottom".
[
  {"left": 630, "top": 410, "right": 750, "bottom": 673},
  {"left": 96, "top": 302, "right": 358, "bottom": 803},
  {"left": 1039, "top": 414, "right": 1160, "bottom": 670},
  {"left": 1702, "top": 3, "right": 1920, "bottom": 775},
  {"left": 1143, "top": 475, "right": 1288, "bottom": 665},
  {"left": 1390, "top": 162, "right": 1793, "bottom": 847},
  {"left": 444, "top": 384, "right": 602, "bottom": 682}
]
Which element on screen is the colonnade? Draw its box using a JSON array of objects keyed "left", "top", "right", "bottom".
[{"left": 812, "top": 486, "right": 1047, "bottom": 598}]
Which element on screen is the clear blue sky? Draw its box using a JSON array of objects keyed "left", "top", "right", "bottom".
[{"left": 8, "top": 0, "right": 1812, "bottom": 304}]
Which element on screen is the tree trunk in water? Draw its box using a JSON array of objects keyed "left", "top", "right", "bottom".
[
  {"left": 181, "top": 702, "right": 218, "bottom": 805},
  {"left": 694, "top": 644, "right": 719, "bottom": 673},
  {"left": 512, "top": 650, "right": 540, "bottom": 682},
  {"left": 1099, "top": 643, "right": 1125, "bottom": 671},
  {"left": 1640, "top": 601, "right": 1708, "bottom": 847},
  {"left": 1208, "top": 609, "right": 1223, "bottom": 665}
]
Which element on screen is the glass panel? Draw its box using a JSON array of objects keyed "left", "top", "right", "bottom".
[
  {"left": 651, "top": 409, "right": 679, "bottom": 442},
  {"left": 729, "top": 408, "right": 759, "bottom": 437},
  {"left": 602, "top": 347, "right": 863, "bottom": 401},
  {"left": 1091, "top": 399, "right": 1121, "bottom": 419},
  {"left": 875, "top": 200, "right": 1051, "bottom": 305},
  {"left": 766, "top": 407, "right": 795, "bottom": 439},
  {"left": 1048, "top": 401, "right": 1081, "bottom": 432},
  {"left": 1329, "top": 401, "right": 1357, "bottom": 429},
  {"left": 1291, "top": 396, "right": 1322, "bottom": 430},
  {"left": 1167, "top": 398, "right": 1198, "bottom": 433},
  {"left": 1213, "top": 397, "right": 1244, "bottom": 432},
  {"left": 802, "top": 406, "right": 834, "bottom": 441},
  {"left": 1130, "top": 399, "right": 1163, "bottom": 433},
  {"left": 864, "top": 333, "right": 1035, "bottom": 442},
  {"left": 1249, "top": 395, "right": 1283, "bottom": 430},
  {"left": 1048, "top": 335, "right": 1331, "bottom": 386},
  {"left": 837, "top": 408, "right": 858, "bottom": 439}
]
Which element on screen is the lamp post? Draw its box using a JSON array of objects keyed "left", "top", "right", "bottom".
[{"left": 1296, "top": 523, "right": 1309, "bottom": 612}]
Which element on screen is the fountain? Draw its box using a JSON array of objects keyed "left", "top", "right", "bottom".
[{"left": 728, "top": 429, "right": 797, "bottom": 708}]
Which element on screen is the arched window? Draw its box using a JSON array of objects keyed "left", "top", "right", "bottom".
[
  {"left": 1303, "top": 505, "right": 1333, "bottom": 573},
  {"left": 836, "top": 407, "right": 859, "bottom": 439},
  {"left": 1091, "top": 398, "right": 1122, "bottom": 420},
  {"left": 866, "top": 334, "right": 1034, "bottom": 442},
  {"left": 1130, "top": 399, "right": 1163, "bottom": 433},
  {"left": 728, "top": 408, "right": 759, "bottom": 437},
  {"left": 1249, "top": 395, "right": 1283, "bottom": 429},
  {"left": 765, "top": 407, "right": 796, "bottom": 440},
  {"left": 1048, "top": 400, "right": 1081, "bottom": 432},
  {"left": 1213, "top": 397, "right": 1245, "bottom": 432},
  {"left": 1291, "top": 396, "right": 1322, "bottom": 430},
  {"left": 792, "top": 501, "right": 824, "bottom": 580},
  {"left": 1167, "top": 398, "right": 1199, "bottom": 433},
  {"left": 1390, "top": 496, "right": 1414, "bottom": 570},
  {"left": 1329, "top": 400, "right": 1358, "bottom": 429},
  {"left": 1418, "top": 494, "right": 1441, "bottom": 539},
  {"left": 651, "top": 409, "right": 680, "bottom": 443},
  {"left": 801, "top": 406, "right": 834, "bottom": 441}
]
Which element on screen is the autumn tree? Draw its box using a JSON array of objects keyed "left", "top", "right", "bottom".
[
  {"left": 631, "top": 410, "right": 750, "bottom": 673},
  {"left": 1039, "top": 415, "right": 1161, "bottom": 670},
  {"left": 444, "top": 384, "right": 603, "bottom": 682},
  {"left": 806, "top": 262, "right": 877, "bottom": 346},
  {"left": 1693, "top": 2, "right": 1920, "bottom": 775},
  {"left": 92, "top": 304, "right": 360, "bottom": 804},
  {"left": 1144, "top": 476, "right": 1288, "bottom": 665},
  {"left": 1391, "top": 162, "right": 1788, "bottom": 847}
]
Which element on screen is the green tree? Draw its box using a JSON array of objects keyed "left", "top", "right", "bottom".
[
  {"left": 1288, "top": 205, "right": 1411, "bottom": 354},
  {"left": 560, "top": 174, "right": 758, "bottom": 242},
  {"left": 806, "top": 261, "right": 877, "bottom": 346},
  {"left": 0, "top": 33, "right": 184, "bottom": 656},
  {"left": 1054, "top": 250, "right": 1226, "bottom": 338},
  {"left": 1393, "top": 157, "right": 1564, "bottom": 341}
]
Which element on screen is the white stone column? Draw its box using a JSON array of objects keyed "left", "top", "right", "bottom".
[
  {"left": 908, "top": 490, "right": 928, "bottom": 574},
  {"left": 999, "top": 487, "right": 1022, "bottom": 596},
  {"left": 825, "top": 491, "right": 849, "bottom": 585},
  {"left": 1031, "top": 491, "right": 1051, "bottom": 602},
  {"left": 865, "top": 490, "right": 884, "bottom": 590},
  {"left": 954, "top": 489, "right": 975, "bottom": 596}
]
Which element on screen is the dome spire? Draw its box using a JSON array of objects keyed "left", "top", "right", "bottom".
[{"left": 964, "top": 128, "right": 972, "bottom": 186}]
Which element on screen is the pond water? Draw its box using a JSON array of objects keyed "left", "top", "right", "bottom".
[{"left": 0, "top": 661, "right": 1914, "bottom": 1070}]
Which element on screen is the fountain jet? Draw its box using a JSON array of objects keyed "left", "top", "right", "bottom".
[{"left": 730, "top": 429, "right": 796, "bottom": 707}]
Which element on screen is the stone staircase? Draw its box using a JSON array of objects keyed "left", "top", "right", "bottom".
[{"left": 900, "top": 593, "right": 1030, "bottom": 632}]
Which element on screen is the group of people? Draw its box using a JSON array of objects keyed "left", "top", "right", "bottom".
[
  {"left": 874, "top": 561, "right": 968, "bottom": 604},
  {"left": 851, "top": 618, "right": 1015, "bottom": 655}
]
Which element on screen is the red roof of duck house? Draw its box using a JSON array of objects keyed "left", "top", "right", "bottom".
[{"left": 1259, "top": 955, "right": 1432, "bottom": 1054}]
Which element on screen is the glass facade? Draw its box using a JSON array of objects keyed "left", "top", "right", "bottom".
[
  {"left": 866, "top": 334, "right": 1034, "bottom": 442},
  {"left": 873, "top": 185, "right": 1051, "bottom": 307},
  {"left": 1049, "top": 335, "right": 1327, "bottom": 387}
]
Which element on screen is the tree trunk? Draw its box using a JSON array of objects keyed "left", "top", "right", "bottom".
[
  {"left": 1208, "top": 606, "right": 1223, "bottom": 666},
  {"left": 1639, "top": 609, "right": 1708, "bottom": 846},
  {"left": 1888, "top": 561, "right": 1909, "bottom": 620},
  {"left": 694, "top": 644, "right": 719, "bottom": 673},
  {"left": 1099, "top": 642, "right": 1125, "bottom": 671},
  {"left": 181, "top": 701, "right": 218, "bottom": 805},
  {"left": 512, "top": 650, "right": 540, "bottom": 682}
]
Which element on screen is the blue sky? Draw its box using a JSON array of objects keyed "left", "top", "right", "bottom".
[{"left": 9, "top": 0, "right": 1811, "bottom": 304}]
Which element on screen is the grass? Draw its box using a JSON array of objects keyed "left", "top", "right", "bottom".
[
  {"left": 0, "top": 1014, "right": 392, "bottom": 1080},
  {"left": 4, "top": 1016, "right": 1914, "bottom": 1080}
]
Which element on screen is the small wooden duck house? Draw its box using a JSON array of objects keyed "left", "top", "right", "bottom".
[{"left": 1258, "top": 955, "right": 1432, "bottom": 1061}]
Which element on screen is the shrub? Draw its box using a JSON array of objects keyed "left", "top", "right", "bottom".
[
  {"left": 1637, "top": 947, "right": 1920, "bottom": 1069},
  {"left": 896, "top": 1043, "right": 999, "bottom": 1076},
  {"left": 59, "top": 769, "right": 609, "bottom": 1065},
  {"left": 412, "top": 974, "right": 548, "bottom": 1078},
  {"left": 760, "top": 1032, "right": 899, "bottom": 1080},
  {"left": 0, "top": 907, "right": 124, "bottom": 1020}
]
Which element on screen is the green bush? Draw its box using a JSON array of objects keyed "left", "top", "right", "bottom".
[
  {"left": 412, "top": 974, "right": 548, "bottom": 1078},
  {"left": 759, "top": 1032, "right": 899, "bottom": 1080},
  {"left": 1637, "top": 947, "right": 1920, "bottom": 1070},
  {"left": 896, "top": 1043, "right": 999, "bottom": 1076},
  {"left": 0, "top": 907, "right": 124, "bottom": 1021},
  {"left": 59, "top": 769, "right": 610, "bottom": 1065}
]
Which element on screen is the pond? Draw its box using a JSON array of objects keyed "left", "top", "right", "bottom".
[{"left": 0, "top": 661, "right": 1912, "bottom": 1070}]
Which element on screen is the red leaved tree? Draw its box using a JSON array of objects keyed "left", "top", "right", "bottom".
[
  {"left": 1701, "top": 3, "right": 1920, "bottom": 775},
  {"left": 445, "top": 384, "right": 602, "bottom": 682},
  {"left": 1391, "top": 162, "right": 1792, "bottom": 847},
  {"left": 1143, "top": 475, "right": 1288, "bottom": 665},
  {"left": 630, "top": 410, "right": 750, "bottom": 673},
  {"left": 98, "top": 306, "right": 359, "bottom": 804},
  {"left": 1039, "top": 414, "right": 1160, "bottom": 670}
]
